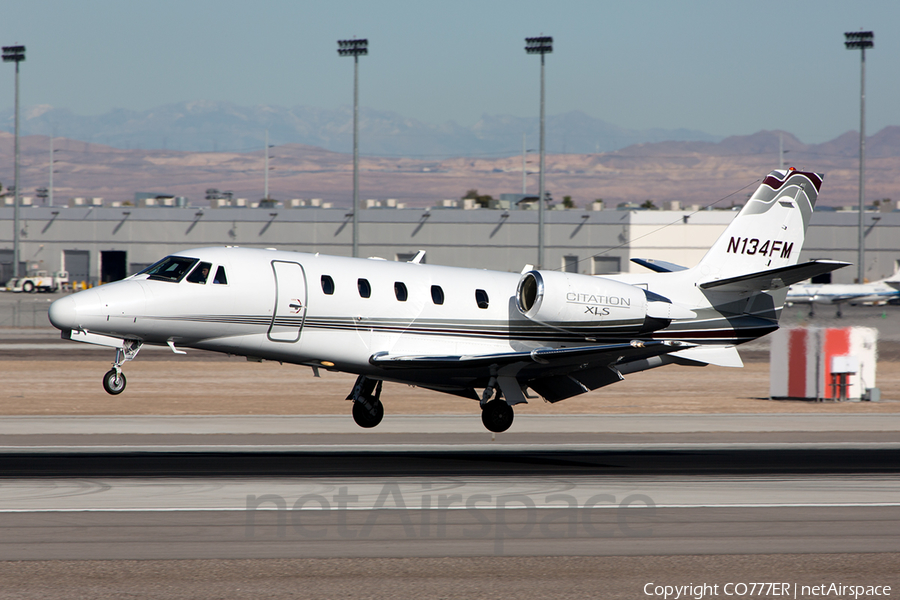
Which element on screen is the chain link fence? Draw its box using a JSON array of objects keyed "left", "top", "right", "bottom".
[{"left": 0, "top": 296, "right": 55, "bottom": 328}]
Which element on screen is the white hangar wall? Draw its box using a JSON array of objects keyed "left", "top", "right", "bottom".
[{"left": 1, "top": 206, "right": 897, "bottom": 285}]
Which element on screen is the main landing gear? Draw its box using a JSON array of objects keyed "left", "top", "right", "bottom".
[
  {"left": 345, "top": 374, "right": 517, "bottom": 433},
  {"left": 348, "top": 375, "right": 384, "bottom": 428},
  {"left": 481, "top": 399, "right": 514, "bottom": 433},
  {"left": 102, "top": 340, "right": 142, "bottom": 395},
  {"left": 480, "top": 377, "right": 514, "bottom": 433}
]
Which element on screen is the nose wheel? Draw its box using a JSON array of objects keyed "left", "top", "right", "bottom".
[{"left": 102, "top": 368, "right": 127, "bottom": 395}]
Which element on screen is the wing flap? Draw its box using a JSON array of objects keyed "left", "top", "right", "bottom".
[
  {"left": 671, "top": 344, "right": 744, "bottom": 368},
  {"left": 529, "top": 366, "right": 624, "bottom": 403}
]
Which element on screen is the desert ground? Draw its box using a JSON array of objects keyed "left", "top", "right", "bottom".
[
  {"left": 3, "top": 296, "right": 899, "bottom": 416},
  {"left": 3, "top": 353, "right": 899, "bottom": 416}
]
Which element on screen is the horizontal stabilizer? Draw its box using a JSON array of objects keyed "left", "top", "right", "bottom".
[
  {"left": 699, "top": 260, "right": 850, "bottom": 293},
  {"left": 631, "top": 258, "right": 688, "bottom": 273}
]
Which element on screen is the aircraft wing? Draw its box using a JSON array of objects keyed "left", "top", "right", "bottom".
[
  {"left": 371, "top": 340, "right": 694, "bottom": 403},
  {"left": 370, "top": 340, "right": 691, "bottom": 370},
  {"left": 699, "top": 259, "right": 850, "bottom": 293}
]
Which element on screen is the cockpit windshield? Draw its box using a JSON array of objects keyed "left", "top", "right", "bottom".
[{"left": 138, "top": 256, "right": 200, "bottom": 283}]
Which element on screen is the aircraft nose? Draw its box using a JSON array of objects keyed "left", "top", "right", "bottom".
[{"left": 48, "top": 295, "right": 78, "bottom": 331}]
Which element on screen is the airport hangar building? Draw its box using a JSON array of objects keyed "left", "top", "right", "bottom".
[{"left": 1, "top": 203, "right": 899, "bottom": 286}]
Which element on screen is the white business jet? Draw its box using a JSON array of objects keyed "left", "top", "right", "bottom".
[
  {"left": 786, "top": 268, "right": 900, "bottom": 317},
  {"left": 49, "top": 169, "right": 847, "bottom": 432}
]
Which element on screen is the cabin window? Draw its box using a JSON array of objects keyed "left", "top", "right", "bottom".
[
  {"left": 213, "top": 266, "right": 228, "bottom": 285},
  {"left": 475, "top": 289, "right": 489, "bottom": 309},
  {"left": 321, "top": 275, "right": 335, "bottom": 295},
  {"left": 431, "top": 285, "right": 444, "bottom": 305},
  {"left": 140, "top": 256, "right": 198, "bottom": 283},
  {"left": 186, "top": 261, "right": 212, "bottom": 284},
  {"left": 394, "top": 282, "right": 408, "bottom": 302},
  {"left": 358, "top": 278, "right": 371, "bottom": 298}
]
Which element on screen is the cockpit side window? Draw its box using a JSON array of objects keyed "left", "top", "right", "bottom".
[
  {"left": 213, "top": 266, "right": 228, "bottom": 285},
  {"left": 141, "top": 256, "right": 199, "bottom": 283},
  {"left": 186, "top": 262, "right": 212, "bottom": 284}
]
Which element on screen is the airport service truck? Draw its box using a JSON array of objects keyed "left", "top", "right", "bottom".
[{"left": 5, "top": 270, "right": 69, "bottom": 293}]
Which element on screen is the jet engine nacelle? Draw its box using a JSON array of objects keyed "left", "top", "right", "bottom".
[{"left": 516, "top": 270, "right": 686, "bottom": 337}]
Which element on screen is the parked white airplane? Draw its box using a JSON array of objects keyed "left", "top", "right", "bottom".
[
  {"left": 48, "top": 169, "right": 847, "bottom": 432},
  {"left": 786, "top": 268, "right": 900, "bottom": 317}
]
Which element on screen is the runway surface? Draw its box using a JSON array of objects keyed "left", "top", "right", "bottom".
[{"left": 0, "top": 414, "right": 898, "bottom": 561}]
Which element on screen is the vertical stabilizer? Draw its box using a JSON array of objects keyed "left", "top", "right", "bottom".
[{"left": 696, "top": 169, "right": 822, "bottom": 282}]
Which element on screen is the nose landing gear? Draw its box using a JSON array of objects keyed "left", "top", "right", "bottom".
[{"left": 102, "top": 340, "right": 143, "bottom": 395}]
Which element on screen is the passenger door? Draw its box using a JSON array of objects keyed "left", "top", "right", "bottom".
[{"left": 268, "top": 261, "right": 307, "bottom": 343}]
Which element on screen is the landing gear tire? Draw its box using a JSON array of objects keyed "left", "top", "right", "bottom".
[
  {"left": 352, "top": 397, "right": 384, "bottom": 428},
  {"left": 481, "top": 399, "right": 514, "bottom": 433},
  {"left": 102, "top": 369, "right": 126, "bottom": 395}
]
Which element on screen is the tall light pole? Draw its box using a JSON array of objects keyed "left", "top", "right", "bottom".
[
  {"left": 845, "top": 30, "right": 873, "bottom": 284},
  {"left": 521, "top": 134, "right": 535, "bottom": 194},
  {"left": 3, "top": 45, "right": 25, "bottom": 277},
  {"left": 526, "top": 36, "right": 552, "bottom": 269},
  {"left": 338, "top": 38, "right": 367, "bottom": 258},
  {"left": 263, "top": 129, "right": 274, "bottom": 201},
  {"left": 49, "top": 135, "right": 55, "bottom": 207}
]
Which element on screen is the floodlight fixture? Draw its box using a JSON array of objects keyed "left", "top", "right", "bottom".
[
  {"left": 525, "top": 36, "right": 552, "bottom": 269},
  {"left": 338, "top": 38, "right": 368, "bottom": 257},
  {"left": 525, "top": 36, "right": 553, "bottom": 55},
  {"left": 337, "top": 38, "right": 368, "bottom": 57},
  {"left": 4, "top": 45, "right": 25, "bottom": 278},
  {"left": 844, "top": 30, "right": 873, "bottom": 50},
  {"left": 845, "top": 30, "right": 874, "bottom": 284},
  {"left": 2, "top": 45, "right": 25, "bottom": 63}
]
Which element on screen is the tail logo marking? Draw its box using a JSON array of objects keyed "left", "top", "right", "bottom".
[{"left": 727, "top": 237, "right": 793, "bottom": 259}]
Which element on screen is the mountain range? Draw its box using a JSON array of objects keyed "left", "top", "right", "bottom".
[
  {"left": 1, "top": 100, "right": 900, "bottom": 210},
  {"left": 1, "top": 101, "right": 721, "bottom": 156}
]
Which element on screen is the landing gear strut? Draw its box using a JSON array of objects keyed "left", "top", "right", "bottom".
[
  {"left": 348, "top": 375, "right": 384, "bottom": 428},
  {"left": 102, "top": 340, "right": 142, "bottom": 395}
]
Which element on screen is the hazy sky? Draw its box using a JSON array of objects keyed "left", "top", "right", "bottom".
[{"left": 2, "top": 0, "right": 898, "bottom": 144}]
